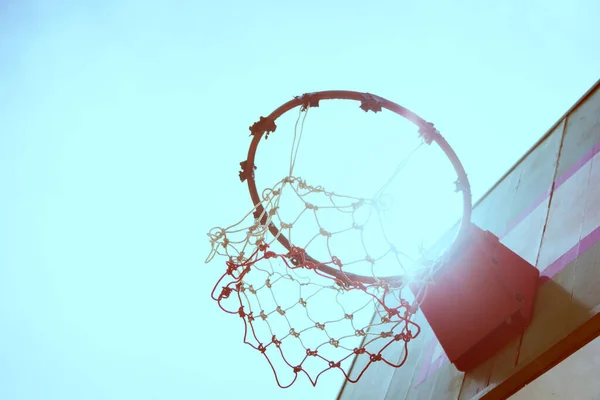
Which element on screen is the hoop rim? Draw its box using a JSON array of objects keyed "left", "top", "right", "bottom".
[{"left": 242, "top": 90, "right": 472, "bottom": 285}]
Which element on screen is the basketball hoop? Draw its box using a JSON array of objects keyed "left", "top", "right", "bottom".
[{"left": 207, "top": 91, "right": 472, "bottom": 387}]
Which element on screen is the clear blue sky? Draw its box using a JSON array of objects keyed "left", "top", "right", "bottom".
[{"left": 1, "top": 1, "right": 599, "bottom": 399}]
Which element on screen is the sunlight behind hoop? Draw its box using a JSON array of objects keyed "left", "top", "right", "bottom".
[{"left": 252, "top": 99, "right": 463, "bottom": 277}]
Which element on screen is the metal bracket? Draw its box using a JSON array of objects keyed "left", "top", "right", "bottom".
[
  {"left": 359, "top": 93, "right": 383, "bottom": 113},
  {"left": 454, "top": 176, "right": 469, "bottom": 193},
  {"left": 239, "top": 160, "right": 256, "bottom": 182},
  {"left": 418, "top": 122, "right": 441, "bottom": 145},
  {"left": 295, "top": 92, "right": 320, "bottom": 111},
  {"left": 249, "top": 116, "right": 277, "bottom": 139}
]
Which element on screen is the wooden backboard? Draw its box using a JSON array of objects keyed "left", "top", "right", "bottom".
[{"left": 338, "top": 79, "right": 600, "bottom": 400}]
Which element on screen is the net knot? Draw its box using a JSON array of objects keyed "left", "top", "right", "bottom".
[
  {"left": 315, "top": 322, "right": 325, "bottom": 330},
  {"left": 386, "top": 307, "right": 400, "bottom": 318},
  {"left": 299, "top": 298, "right": 307, "bottom": 307},
  {"left": 355, "top": 329, "right": 366, "bottom": 337},
  {"left": 304, "top": 261, "right": 317, "bottom": 270},
  {"left": 276, "top": 306, "right": 286, "bottom": 315},
  {"left": 258, "top": 242, "right": 269, "bottom": 252},
  {"left": 351, "top": 200, "right": 364, "bottom": 210},
  {"left": 259, "top": 310, "right": 268, "bottom": 320},
  {"left": 353, "top": 347, "right": 366, "bottom": 355},
  {"left": 306, "top": 349, "right": 318, "bottom": 357},
  {"left": 329, "top": 339, "right": 340, "bottom": 348},
  {"left": 395, "top": 333, "right": 409, "bottom": 342},
  {"left": 370, "top": 354, "right": 383, "bottom": 362},
  {"left": 297, "top": 179, "right": 307, "bottom": 189},
  {"left": 219, "top": 286, "right": 233, "bottom": 299},
  {"left": 272, "top": 336, "right": 282, "bottom": 347},
  {"left": 287, "top": 247, "right": 306, "bottom": 267},
  {"left": 319, "top": 228, "right": 331, "bottom": 237},
  {"left": 290, "top": 328, "right": 300, "bottom": 338},
  {"left": 334, "top": 279, "right": 347, "bottom": 289},
  {"left": 258, "top": 343, "right": 267, "bottom": 354},
  {"left": 237, "top": 307, "right": 246, "bottom": 318},
  {"left": 293, "top": 365, "right": 303, "bottom": 373},
  {"left": 331, "top": 256, "right": 343, "bottom": 267},
  {"left": 328, "top": 361, "right": 341, "bottom": 368},
  {"left": 225, "top": 261, "right": 237, "bottom": 276}
]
